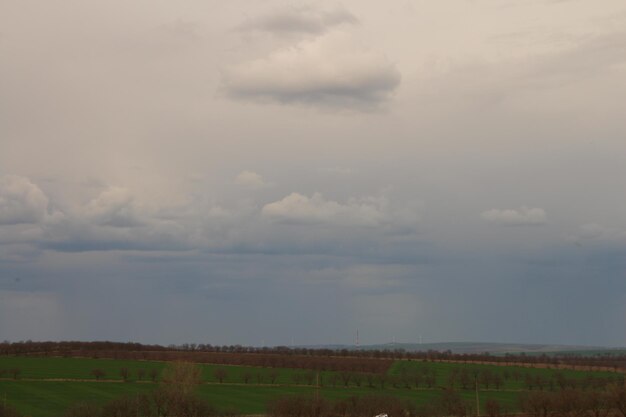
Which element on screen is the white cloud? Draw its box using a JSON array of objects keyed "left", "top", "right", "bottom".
[
  {"left": 0, "top": 175, "right": 50, "bottom": 225},
  {"left": 481, "top": 206, "right": 547, "bottom": 226},
  {"left": 222, "top": 30, "right": 401, "bottom": 108},
  {"left": 83, "top": 187, "right": 141, "bottom": 227},
  {"left": 262, "top": 192, "right": 387, "bottom": 226},
  {"left": 240, "top": 5, "right": 357, "bottom": 35},
  {"left": 234, "top": 170, "right": 269, "bottom": 188}
]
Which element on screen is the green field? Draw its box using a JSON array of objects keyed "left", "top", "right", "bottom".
[
  {"left": 0, "top": 357, "right": 340, "bottom": 385},
  {"left": 0, "top": 379, "right": 523, "bottom": 417},
  {"left": 390, "top": 360, "right": 618, "bottom": 390},
  {"left": 0, "top": 356, "right": 619, "bottom": 417}
]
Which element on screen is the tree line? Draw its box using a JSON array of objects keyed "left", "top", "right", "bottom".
[{"left": 2, "top": 340, "right": 625, "bottom": 372}]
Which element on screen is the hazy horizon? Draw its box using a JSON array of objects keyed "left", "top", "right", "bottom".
[{"left": 1, "top": 0, "right": 625, "bottom": 347}]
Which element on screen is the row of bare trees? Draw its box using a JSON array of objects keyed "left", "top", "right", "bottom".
[
  {"left": 3, "top": 340, "right": 625, "bottom": 372},
  {"left": 90, "top": 368, "right": 160, "bottom": 381},
  {"left": 393, "top": 365, "right": 624, "bottom": 392},
  {"left": 522, "top": 372, "right": 622, "bottom": 391},
  {"left": 269, "top": 390, "right": 492, "bottom": 417},
  {"left": 269, "top": 385, "right": 626, "bottom": 417},
  {"left": 519, "top": 385, "right": 626, "bottom": 417},
  {"left": 73, "top": 350, "right": 393, "bottom": 374}
]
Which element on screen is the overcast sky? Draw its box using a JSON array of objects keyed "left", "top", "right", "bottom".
[{"left": 1, "top": 0, "right": 625, "bottom": 347}]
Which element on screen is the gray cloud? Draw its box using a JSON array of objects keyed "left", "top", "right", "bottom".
[
  {"left": 481, "top": 207, "right": 547, "bottom": 226},
  {"left": 222, "top": 31, "right": 401, "bottom": 108},
  {"left": 240, "top": 5, "right": 357, "bottom": 35},
  {"left": 573, "top": 223, "right": 626, "bottom": 243},
  {"left": 0, "top": 175, "right": 50, "bottom": 225},
  {"left": 0, "top": 174, "right": 429, "bottom": 262}
]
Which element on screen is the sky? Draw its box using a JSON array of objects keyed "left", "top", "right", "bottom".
[{"left": 1, "top": 0, "right": 625, "bottom": 347}]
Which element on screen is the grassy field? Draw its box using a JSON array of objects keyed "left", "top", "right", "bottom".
[
  {"left": 0, "top": 380, "right": 153, "bottom": 417},
  {"left": 0, "top": 357, "right": 337, "bottom": 385},
  {"left": 0, "top": 356, "right": 619, "bottom": 416},
  {"left": 0, "top": 379, "right": 523, "bottom": 417},
  {"left": 389, "top": 360, "right": 619, "bottom": 390}
]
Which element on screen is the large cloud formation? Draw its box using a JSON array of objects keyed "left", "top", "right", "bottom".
[
  {"left": 0, "top": 175, "right": 420, "bottom": 255},
  {"left": 224, "top": 9, "right": 400, "bottom": 109}
]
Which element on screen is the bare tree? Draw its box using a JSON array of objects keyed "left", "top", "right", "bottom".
[
  {"left": 584, "top": 390, "right": 611, "bottom": 417},
  {"left": 439, "top": 389, "right": 473, "bottom": 417},
  {"left": 101, "top": 395, "right": 153, "bottom": 417},
  {"left": 339, "top": 371, "right": 352, "bottom": 387},
  {"left": 213, "top": 368, "right": 227, "bottom": 384},
  {"left": 242, "top": 371, "right": 252, "bottom": 384},
  {"left": 425, "top": 373, "right": 436, "bottom": 388},
  {"left": 304, "top": 371, "right": 315, "bottom": 386},
  {"left": 269, "top": 370, "right": 279, "bottom": 384},
  {"left": 459, "top": 369, "right": 471, "bottom": 390},
  {"left": 0, "top": 403, "right": 21, "bottom": 417},
  {"left": 485, "top": 399, "right": 501, "bottom": 417},
  {"left": 157, "top": 361, "right": 205, "bottom": 416},
  {"left": 119, "top": 367, "right": 130, "bottom": 382},
  {"left": 608, "top": 384, "right": 626, "bottom": 417},
  {"left": 291, "top": 372, "right": 302, "bottom": 385},
  {"left": 520, "top": 390, "right": 553, "bottom": 417},
  {"left": 91, "top": 369, "right": 105, "bottom": 380},
  {"left": 62, "top": 401, "right": 102, "bottom": 417},
  {"left": 480, "top": 370, "right": 492, "bottom": 389},
  {"left": 376, "top": 373, "right": 388, "bottom": 389},
  {"left": 9, "top": 368, "right": 21, "bottom": 380},
  {"left": 493, "top": 374, "right": 503, "bottom": 390}
]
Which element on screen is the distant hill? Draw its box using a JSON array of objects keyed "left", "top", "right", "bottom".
[{"left": 297, "top": 341, "right": 622, "bottom": 355}]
